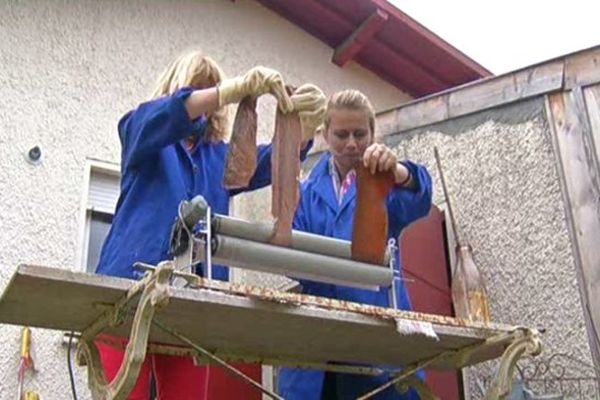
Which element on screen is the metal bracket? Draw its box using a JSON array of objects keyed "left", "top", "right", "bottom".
[
  {"left": 202, "top": 205, "right": 212, "bottom": 280},
  {"left": 169, "top": 196, "right": 212, "bottom": 285},
  {"left": 75, "top": 261, "right": 174, "bottom": 400},
  {"left": 483, "top": 328, "right": 542, "bottom": 400},
  {"left": 387, "top": 238, "right": 399, "bottom": 310}
]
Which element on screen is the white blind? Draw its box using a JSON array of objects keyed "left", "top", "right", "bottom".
[{"left": 88, "top": 169, "right": 120, "bottom": 214}]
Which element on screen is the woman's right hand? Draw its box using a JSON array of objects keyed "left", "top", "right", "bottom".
[{"left": 218, "top": 66, "right": 293, "bottom": 113}]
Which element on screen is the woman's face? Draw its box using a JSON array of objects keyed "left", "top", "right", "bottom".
[{"left": 324, "top": 108, "right": 373, "bottom": 172}]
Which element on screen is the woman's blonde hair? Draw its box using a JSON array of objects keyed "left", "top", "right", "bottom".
[
  {"left": 151, "top": 50, "right": 229, "bottom": 141},
  {"left": 324, "top": 89, "right": 375, "bottom": 135}
]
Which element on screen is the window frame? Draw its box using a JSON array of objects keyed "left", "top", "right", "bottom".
[{"left": 75, "top": 158, "right": 120, "bottom": 272}]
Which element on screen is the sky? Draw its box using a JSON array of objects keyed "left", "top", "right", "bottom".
[{"left": 388, "top": 0, "right": 600, "bottom": 74}]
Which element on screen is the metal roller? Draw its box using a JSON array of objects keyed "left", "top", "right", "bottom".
[
  {"left": 201, "top": 235, "right": 393, "bottom": 290},
  {"left": 180, "top": 196, "right": 209, "bottom": 229},
  {"left": 212, "top": 215, "right": 390, "bottom": 266}
]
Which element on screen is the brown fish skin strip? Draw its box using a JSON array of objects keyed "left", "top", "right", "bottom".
[
  {"left": 224, "top": 96, "right": 258, "bottom": 189},
  {"left": 271, "top": 105, "right": 302, "bottom": 247},
  {"left": 352, "top": 164, "right": 395, "bottom": 265}
]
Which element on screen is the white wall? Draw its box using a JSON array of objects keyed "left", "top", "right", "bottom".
[{"left": 0, "top": 0, "right": 409, "bottom": 397}]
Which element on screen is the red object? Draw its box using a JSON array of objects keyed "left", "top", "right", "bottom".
[
  {"left": 256, "top": 0, "right": 491, "bottom": 97},
  {"left": 400, "top": 206, "right": 462, "bottom": 399},
  {"left": 206, "top": 364, "right": 262, "bottom": 400},
  {"left": 352, "top": 164, "right": 395, "bottom": 265},
  {"left": 97, "top": 338, "right": 262, "bottom": 399}
]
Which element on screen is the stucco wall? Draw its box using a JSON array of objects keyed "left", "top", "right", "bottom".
[
  {"left": 384, "top": 99, "right": 595, "bottom": 397},
  {"left": 0, "top": 0, "right": 410, "bottom": 398}
]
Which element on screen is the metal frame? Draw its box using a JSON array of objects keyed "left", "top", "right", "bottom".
[
  {"left": 518, "top": 353, "right": 599, "bottom": 399},
  {"left": 479, "top": 353, "right": 600, "bottom": 399}
]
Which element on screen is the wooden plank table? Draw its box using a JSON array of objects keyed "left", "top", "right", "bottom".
[{"left": 0, "top": 264, "right": 541, "bottom": 399}]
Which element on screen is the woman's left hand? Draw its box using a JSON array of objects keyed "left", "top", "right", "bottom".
[
  {"left": 291, "top": 83, "right": 327, "bottom": 141},
  {"left": 363, "top": 143, "right": 397, "bottom": 174},
  {"left": 363, "top": 143, "right": 411, "bottom": 185}
]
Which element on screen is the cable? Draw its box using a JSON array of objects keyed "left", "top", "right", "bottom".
[
  {"left": 152, "top": 318, "right": 283, "bottom": 400},
  {"left": 67, "top": 331, "right": 78, "bottom": 400},
  {"left": 401, "top": 268, "right": 453, "bottom": 300}
]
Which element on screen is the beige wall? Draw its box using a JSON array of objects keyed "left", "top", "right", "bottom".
[{"left": 0, "top": 0, "right": 410, "bottom": 397}]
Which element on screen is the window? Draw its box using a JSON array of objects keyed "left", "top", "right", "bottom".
[{"left": 76, "top": 159, "right": 120, "bottom": 272}]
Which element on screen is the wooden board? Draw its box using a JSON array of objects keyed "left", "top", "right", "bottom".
[
  {"left": 583, "top": 84, "right": 600, "bottom": 180},
  {"left": 0, "top": 265, "right": 517, "bottom": 370},
  {"left": 546, "top": 91, "right": 600, "bottom": 374},
  {"left": 377, "top": 59, "right": 564, "bottom": 135},
  {"left": 564, "top": 46, "right": 600, "bottom": 89}
]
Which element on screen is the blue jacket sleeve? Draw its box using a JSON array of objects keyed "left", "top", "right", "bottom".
[
  {"left": 387, "top": 161, "right": 433, "bottom": 238},
  {"left": 119, "top": 87, "right": 205, "bottom": 170},
  {"left": 229, "top": 140, "right": 314, "bottom": 196}
]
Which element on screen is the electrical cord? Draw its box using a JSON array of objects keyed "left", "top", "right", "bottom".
[{"left": 67, "top": 331, "right": 78, "bottom": 400}]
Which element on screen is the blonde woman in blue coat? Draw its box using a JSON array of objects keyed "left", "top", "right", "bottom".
[
  {"left": 94, "top": 50, "right": 325, "bottom": 399},
  {"left": 278, "top": 89, "right": 433, "bottom": 400}
]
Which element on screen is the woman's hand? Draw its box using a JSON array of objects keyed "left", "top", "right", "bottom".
[
  {"left": 218, "top": 66, "right": 293, "bottom": 112},
  {"left": 363, "top": 143, "right": 412, "bottom": 186},
  {"left": 290, "top": 83, "right": 327, "bottom": 141}
]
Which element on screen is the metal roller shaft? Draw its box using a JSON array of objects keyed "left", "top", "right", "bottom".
[
  {"left": 203, "top": 235, "right": 392, "bottom": 290},
  {"left": 212, "top": 215, "right": 390, "bottom": 266}
]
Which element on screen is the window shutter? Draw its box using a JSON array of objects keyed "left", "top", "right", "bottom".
[{"left": 88, "top": 170, "right": 120, "bottom": 214}]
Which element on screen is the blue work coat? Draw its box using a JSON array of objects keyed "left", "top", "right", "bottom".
[
  {"left": 278, "top": 152, "right": 432, "bottom": 400},
  {"left": 95, "top": 87, "right": 310, "bottom": 281}
]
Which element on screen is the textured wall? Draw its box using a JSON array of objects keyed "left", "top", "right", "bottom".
[
  {"left": 0, "top": 0, "right": 409, "bottom": 398},
  {"left": 385, "top": 99, "right": 594, "bottom": 397}
]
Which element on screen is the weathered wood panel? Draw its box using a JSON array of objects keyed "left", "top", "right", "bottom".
[
  {"left": 447, "top": 60, "right": 564, "bottom": 118},
  {"left": 583, "top": 84, "right": 600, "bottom": 177},
  {"left": 377, "top": 46, "right": 600, "bottom": 138},
  {"left": 564, "top": 46, "right": 600, "bottom": 89},
  {"left": 377, "top": 59, "right": 564, "bottom": 135},
  {"left": 546, "top": 90, "right": 600, "bottom": 376}
]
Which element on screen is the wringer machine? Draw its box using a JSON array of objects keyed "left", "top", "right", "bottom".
[{"left": 0, "top": 195, "right": 542, "bottom": 399}]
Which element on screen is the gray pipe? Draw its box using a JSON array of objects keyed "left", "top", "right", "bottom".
[
  {"left": 204, "top": 235, "right": 392, "bottom": 290},
  {"left": 212, "top": 215, "right": 390, "bottom": 266}
]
